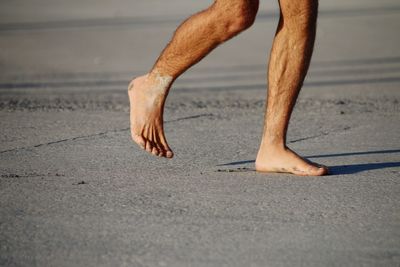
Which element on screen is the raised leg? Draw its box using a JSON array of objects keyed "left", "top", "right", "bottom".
[
  {"left": 255, "top": 0, "right": 328, "bottom": 175},
  {"left": 129, "top": 0, "right": 259, "bottom": 158}
]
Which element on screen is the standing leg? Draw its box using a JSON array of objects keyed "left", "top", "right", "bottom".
[
  {"left": 129, "top": 0, "right": 259, "bottom": 158},
  {"left": 255, "top": 0, "right": 328, "bottom": 175}
]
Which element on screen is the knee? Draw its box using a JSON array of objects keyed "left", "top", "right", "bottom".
[
  {"left": 227, "top": 4, "right": 258, "bottom": 34},
  {"left": 214, "top": 0, "right": 259, "bottom": 38}
]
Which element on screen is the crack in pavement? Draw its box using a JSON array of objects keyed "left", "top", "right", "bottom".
[
  {"left": 0, "top": 115, "right": 350, "bottom": 155},
  {"left": 289, "top": 126, "right": 351, "bottom": 144},
  {"left": 0, "top": 113, "right": 214, "bottom": 154},
  {"left": 289, "top": 133, "right": 329, "bottom": 144},
  {"left": 167, "top": 113, "right": 213, "bottom": 122},
  {"left": 1, "top": 172, "right": 65, "bottom": 178}
]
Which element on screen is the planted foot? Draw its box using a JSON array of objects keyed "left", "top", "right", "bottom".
[{"left": 255, "top": 145, "right": 328, "bottom": 176}]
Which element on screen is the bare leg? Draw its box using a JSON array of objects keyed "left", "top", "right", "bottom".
[
  {"left": 129, "top": 0, "right": 259, "bottom": 158},
  {"left": 255, "top": 0, "right": 328, "bottom": 175}
]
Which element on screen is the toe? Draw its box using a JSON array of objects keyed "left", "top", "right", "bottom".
[
  {"left": 132, "top": 133, "right": 146, "bottom": 149},
  {"left": 154, "top": 144, "right": 164, "bottom": 157},
  {"left": 156, "top": 143, "right": 165, "bottom": 156},
  {"left": 145, "top": 140, "right": 153, "bottom": 153},
  {"left": 307, "top": 165, "right": 328, "bottom": 176},
  {"left": 311, "top": 161, "right": 329, "bottom": 175},
  {"left": 149, "top": 128, "right": 163, "bottom": 157},
  {"left": 153, "top": 133, "right": 168, "bottom": 158},
  {"left": 155, "top": 143, "right": 165, "bottom": 157},
  {"left": 151, "top": 146, "right": 159, "bottom": 156},
  {"left": 159, "top": 132, "right": 174, "bottom": 158},
  {"left": 318, "top": 165, "right": 329, "bottom": 175},
  {"left": 152, "top": 134, "right": 165, "bottom": 157},
  {"left": 165, "top": 150, "right": 174, "bottom": 158},
  {"left": 290, "top": 164, "right": 327, "bottom": 176},
  {"left": 309, "top": 161, "right": 329, "bottom": 175}
]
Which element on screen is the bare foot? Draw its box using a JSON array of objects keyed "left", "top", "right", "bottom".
[
  {"left": 128, "top": 73, "right": 174, "bottom": 158},
  {"left": 255, "top": 145, "right": 328, "bottom": 176}
]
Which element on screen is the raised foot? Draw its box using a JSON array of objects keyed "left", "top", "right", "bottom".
[
  {"left": 128, "top": 74, "right": 174, "bottom": 158},
  {"left": 255, "top": 146, "right": 328, "bottom": 176}
]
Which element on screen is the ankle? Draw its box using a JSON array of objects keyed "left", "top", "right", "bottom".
[
  {"left": 147, "top": 70, "right": 174, "bottom": 88},
  {"left": 259, "top": 140, "right": 286, "bottom": 153},
  {"left": 133, "top": 72, "right": 171, "bottom": 98}
]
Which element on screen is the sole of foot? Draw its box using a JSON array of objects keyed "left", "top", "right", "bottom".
[{"left": 128, "top": 75, "right": 174, "bottom": 159}]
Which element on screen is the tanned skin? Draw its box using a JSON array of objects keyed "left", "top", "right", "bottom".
[{"left": 128, "top": 0, "right": 328, "bottom": 176}]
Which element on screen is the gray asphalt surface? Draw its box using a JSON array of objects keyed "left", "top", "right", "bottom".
[{"left": 1, "top": 1, "right": 400, "bottom": 266}]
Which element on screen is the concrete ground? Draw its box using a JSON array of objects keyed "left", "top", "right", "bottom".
[{"left": 0, "top": 1, "right": 399, "bottom": 266}]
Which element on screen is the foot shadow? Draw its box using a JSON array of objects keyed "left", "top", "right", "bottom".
[
  {"left": 216, "top": 149, "right": 400, "bottom": 175},
  {"left": 329, "top": 162, "right": 400, "bottom": 175}
]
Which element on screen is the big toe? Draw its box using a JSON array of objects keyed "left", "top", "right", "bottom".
[
  {"left": 316, "top": 165, "right": 329, "bottom": 175},
  {"left": 165, "top": 150, "right": 174, "bottom": 158}
]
